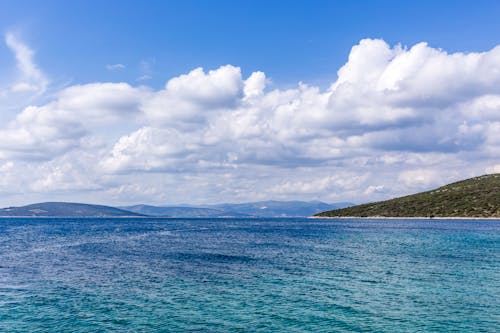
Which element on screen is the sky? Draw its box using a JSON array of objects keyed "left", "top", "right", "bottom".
[{"left": 0, "top": 0, "right": 499, "bottom": 206}]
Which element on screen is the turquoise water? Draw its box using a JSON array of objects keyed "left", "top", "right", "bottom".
[{"left": 0, "top": 218, "right": 498, "bottom": 332}]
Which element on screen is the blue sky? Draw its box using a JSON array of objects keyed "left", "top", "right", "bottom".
[
  {"left": 0, "top": 1, "right": 499, "bottom": 206},
  {"left": 2, "top": 1, "right": 500, "bottom": 88}
]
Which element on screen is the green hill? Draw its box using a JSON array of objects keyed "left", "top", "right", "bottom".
[{"left": 315, "top": 174, "right": 500, "bottom": 218}]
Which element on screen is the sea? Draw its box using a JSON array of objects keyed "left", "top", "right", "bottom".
[{"left": 0, "top": 217, "right": 498, "bottom": 332}]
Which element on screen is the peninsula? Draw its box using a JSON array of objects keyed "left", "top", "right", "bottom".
[{"left": 315, "top": 174, "right": 500, "bottom": 218}]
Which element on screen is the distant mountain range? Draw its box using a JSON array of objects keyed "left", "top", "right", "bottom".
[
  {"left": 119, "top": 205, "right": 250, "bottom": 218},
  {"left": 3, "top": 173, "right": 498, "bottom": 219},
  {"left": 316, "top": 174, "right": 500, "bottom": 218},
  {"left": 121, "top": 201, "right": 353, "bottom": 218},
  {"left": 0, "top": 202, "right": 144, "bottom": 217},
  {"left": 0, "top": 200, "right": 353, "bottom": 218},
  {"left": 207, "top": 201, "right": 353, "bottom": 217}
]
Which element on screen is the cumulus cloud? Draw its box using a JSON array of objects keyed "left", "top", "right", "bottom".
[
  {"left": 270, "top": 173, "right": 369, "bottom": 195},
  {"left": 101, "top": 127, "right": 196, "bottom": 172},
  {"left": 103, "top": 40, "right": 500, "bottom": 174},
  {"left": 0, "top": 104, "right": 86, "bottom": 160},
  {"left": 0, "top": 82, "right": 145, "bottom": 160},
  {"left": 1, "top": 38, "right": 500, "bottom": 205},
  {"left": 397, "top": 169, "right": 441, "bottom": 188},
  {"left": 31, "top": 160, "right": 101, "bottom": 192},
  {"left": 141, "top": 65, "right": 244, "bottom": 126}
]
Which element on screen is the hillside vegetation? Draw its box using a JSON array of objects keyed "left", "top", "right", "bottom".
[{"left": 316, "top": 174, "right": 500, "bottom": 218}]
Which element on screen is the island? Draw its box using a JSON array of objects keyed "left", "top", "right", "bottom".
[{"left": 0, "top": 202, "right": 146, "bottom": 218}]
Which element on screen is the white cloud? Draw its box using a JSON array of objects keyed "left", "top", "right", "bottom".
[
  {"left": 0, "top": 82, "right": 144, "bottom": 160},
  {"left": 136, "top": 59, "right": 155, "bottom": 82},
  {"left": 0, "top": 32, "right": 50, "bottom": 125},
  {"left": 101, "top": 127, "right": 198, "bottom": 172},
  {"left": 486, "top": 164, "right": 500, "bottom": 174},
  {"left": 136, "top": 74, "right": 152, "bottom": 81},
  {"left": 141, "top": 65, "right": 243, "bottom": 127},
  {"left": 397, "top": 169, "right": 441, "bottom": 188},
  {"left": 56, "top": 82, "right": 145, "bottom": 124},
  {"left": 364, "top": 185, "right": 387, "bottom": 195},
  {"left": 459, "top": 95, "right": 500, "bottom": 121},
  {"left": 270, "top": 173, "right": 369, "bottom": 195},
  {"left": 243, "top": 71, "right": 267, "bottom": 98},
  {"left": 106, "top": 63, "right": 125, "bottom": 71},
  {"left": 1, "top": 38, "right": 500, "bottom": 205},
  {"left": 5, "top": 33, "right": 48, "bottom": 94},
  {"left": 31, "top": 160, "right": 101, "bottom": 192}
]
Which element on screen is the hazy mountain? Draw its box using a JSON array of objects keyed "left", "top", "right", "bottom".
[
  {"left": 120, "top": 201, "right": 352, "bottom": 218},
  {"left": 0, "top": 202, "right": 145, "bottom": 217},
  {"left": 316, "top": 174, "right": 500, "bottom": 218},
  {"left": 204, "top": 200, "right": 353, "bottom": 217},
  {"left": 0, "top": 200, "right": 355, "bottom": 218},
  {"left": 120, "top": 205, "right": 250, "bottom": 218}
]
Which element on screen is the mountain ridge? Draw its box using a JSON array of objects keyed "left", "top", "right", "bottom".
[
  {"left": 315, "top": 174, "right": 500, "bottom": 218},
  {"left": 122, "top": 200, "right": 354, "bottom": 218},
  {"left": 120, "top": 205, "right": 250, "bottom": 218},
  {"left": 0, "top": 202, "right": 145, "bottom": 217},
  {"left": 0, "top": 200, "right": 354, "bottom": 218},
  {"left": 203, "top": 200, "right": 353, "bottom": 217}
]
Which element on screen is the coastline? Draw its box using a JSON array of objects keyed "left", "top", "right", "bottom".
[
  {"left": 0, "top": 215, "right": 498, "bottom": 220},
  {"left": 310, "top": 216, "right": 500, "bottom": 220},
  {"left": 0, "top": 215, "right": 151, "bottom": 218}
]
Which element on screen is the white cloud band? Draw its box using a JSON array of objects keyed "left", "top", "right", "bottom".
[{"left": 1, "top": 37, "right": 499, "bottom": 204}]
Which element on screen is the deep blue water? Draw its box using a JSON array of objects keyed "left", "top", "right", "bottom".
[{"left": 0, "top": 218, "right": 498, "bottom": 332}]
